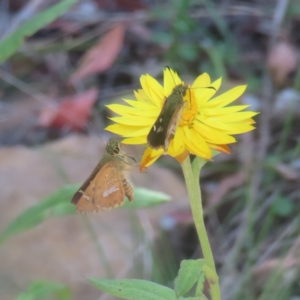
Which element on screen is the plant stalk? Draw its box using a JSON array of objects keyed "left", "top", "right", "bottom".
[{"left": 181, "top": 155, "right": 221, "bottom": 300}]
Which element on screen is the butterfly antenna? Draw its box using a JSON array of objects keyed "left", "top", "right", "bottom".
[
  {"left": 119, "top": 148, "right": 137, "bottom": 164},
  {"left": 129, "top": 156, "right": 137, "bottom": 163},
  {"left": 164, "top": 66, "right": 180, "bottom": 87},
  {"left": 87, "top": 120, "right": 107, "bottom": 146}
]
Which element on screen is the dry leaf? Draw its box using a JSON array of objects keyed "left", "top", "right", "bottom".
[
  {"left": 275, "top": 163, "right": 299, "bottom": 180},
  {"left": 267, "top": 39, "right": 298, "bottom": 88},
  {"left": 70, "top": 23, "right": 125, "bottom": 83},
  {"left": 253, "top": 236, "right": 300, "bottom": 287},
  {"left": 39, "top": 88, "right": 98, "bottom": 130}
]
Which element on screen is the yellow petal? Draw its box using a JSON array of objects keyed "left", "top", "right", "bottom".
[
  {"left": 243, "top": 118, "right": 256, "bottom": 125},
  {"left": 182, "top": 125, "right": 191, "bottom": 142},
  {"left": 106, "top": 124, "right": 148, "bottom": 136},
  {"left": 123, "top": 99, "right": 159, "bottom": 112},
  {"left": 201, "top": 105, "right": 250, "bottom": 117},
  {"left": 192, "top": 73, "right": 211, "bottom": 88},
  {"left": 168, "top": 127, "right": 185, "bottom": 156},
  {"left": 207, "top": 85, "right": 247, "bottom": 108},
  {"left": 107, "top": 104, "right": 159, "bottom": 117},
  {"left": 146, "top": 75, "right": 165, "bottom": 106},
  {"left": 175, "top": 148, "right": 189, "bottom": 163},
  {"left": 140, "top": 75, "right": 163, "bottom": 107},
  {"left": 222, "top": 124, "right": 255, "bottom": 135},
  {"left": 140, "top": 147, "right": 164, "bottom": 171},
  {"left": 134, "top": 89, "right": 151, "bottom": 103},
  {"left": 197, "top": 115, "right": 235, "bottom": 131},
  {"left": 110, "top": 116, "right": 156, "bottom": 126},
  {"left": 122, "top": 136, "right": 147, "bottom": 144},
  {"left": 208, "top": 143, "right": 231, "bottom": 154},
  {"left": 185, "top": 128, "right": 212, "bottom": 159},
  {"left": 210, "top": 77, "right": 222, "bottom": 91},
  {"left": 194, "top": 77, "right": 222, "bottom": 106},
  {"left": 193, "top": 121, "right": 236, "bottom": 144},
  {"left": 124, "top": 127, "right": 150, "bottom": 137},
  {"left": 216, "top": 111, "right": 258, "bottom": 123},
  {"left": 164, "top": 68, "right": 182, "bottom": 96}
]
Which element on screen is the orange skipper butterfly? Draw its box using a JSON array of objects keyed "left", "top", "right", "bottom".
[{"left": 71, "top": 138, "right": 134, "bottom": 213}]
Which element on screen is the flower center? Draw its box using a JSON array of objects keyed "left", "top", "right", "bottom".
[{"left": 179, "top": 89, "right": 198, "bottom": 126}]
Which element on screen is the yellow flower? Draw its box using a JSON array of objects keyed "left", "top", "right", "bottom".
[{"left": 106, "top": 68, "right": 258, "bottom": 170}]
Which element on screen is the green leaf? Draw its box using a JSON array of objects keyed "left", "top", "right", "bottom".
[
  {"left": 271, "top": 196, "right": 293, "bottom": 217},
  {"left": 178, "top": 296, "right": 208, "bottom": 300},
  {"left": 0, "top": 185, "right": 170, "bottom": 245},
  {"left": 0, "top": 0, "right": 78, "bottom": 64},
  {"left": 177, "top": 44, "right": 197, "bottom": 61},
  {"left": 0, "top": 185, "right": 76, "bottom": 245},
  {"left": 123, "top": 187, "right": 171, "bottom": 208},
  {"left": 202, "top": 264, "right": 218, "bottom": 286},
  {"left": 16, "top": 280, "right": 71, "bottom": 300},
  {"left": 88, "top": 278, "right": 177, "bottom": 300},
  {"left": 174, "top": 259, "right": 205, "bottom": 297},
  {"left": 195, "top": 272, "right": 206, "bottom": 297}
]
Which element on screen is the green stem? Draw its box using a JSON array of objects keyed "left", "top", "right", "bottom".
[{"left": 181, "top": 155, "right": 221, "bottom": 300}]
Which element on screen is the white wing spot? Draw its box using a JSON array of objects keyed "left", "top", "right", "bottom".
[
  {"left": 103, "top": 185, "right": 118, "bottom": 197},
  {"left": 157, "top": 126, "right": 163, "bottom": 133},
  {"left": 159, "top": 118, "right": 162, "bottom": 122},
  {"left": 153, "top": 125, "right": 156, "bottom": 131},
  {"left": 79, "top": 190, "right": 90, "bottom": 201}
]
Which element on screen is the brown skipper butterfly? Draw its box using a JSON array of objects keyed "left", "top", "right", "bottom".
[
  {"left": 147, "top": 67, "right": 215, "bottom": 151},
  {"left": 71, "top": 138, "right": 134, "bottom": 213},
  {"left": 147, "top": 83, "right": 188, "bottom": 151}
]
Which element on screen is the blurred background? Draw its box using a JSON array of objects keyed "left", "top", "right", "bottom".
[{"left": 0, "top": 0, "right": 300, "bottom": 299}]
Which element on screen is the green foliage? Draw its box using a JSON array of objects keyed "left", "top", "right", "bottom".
[
  {"left": 88, "top": 260, "right": 209, "bottom": 299},
  {"left": 88, "top": 278, "right": 177, "bottom": 300},
  {"left": 178, "top": 297, "right": 207, "bottom": 300},
  {"left": 195, "top": 272, "right": 206, "bottom": 298},
  {"left": 123, "top": 187, "right": 171, "bottom": 208},
  {"left": 174, "top": 259, "right": 205, "bottom": 297},
  {"left": 0, "top": 0, "right": 78, "bottom": 65},
  {"left": 16, "top": 280, "right": 71, "bottom": 300},
  {"left": 0, "top": 185, "right": 171, "bottom": 245},
  {"left": 0, "top": 185, "right": 76, "bottom": 245},
  {"left": 271, "top": 196, "right": 293, "bottom": 217},
  {"left": 151, "top": 0, "right": 236, "bottom": 77}
]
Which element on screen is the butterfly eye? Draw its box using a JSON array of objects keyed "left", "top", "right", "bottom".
[
  {"left": 106, "top": 138, "right": 121, "bottom": 155},
  {"left": 113, "top": 147, "right": 120, "bottom": 154}
]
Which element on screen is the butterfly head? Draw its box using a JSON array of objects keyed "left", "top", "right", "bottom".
[
  {"left": 175, "top": 84, "right": 188, "bottom": 96},
  {"left": 106, "top": 138, "right": 120, "bottom": 156}
]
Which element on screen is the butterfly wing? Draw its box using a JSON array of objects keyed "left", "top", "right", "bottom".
[
  {"left": 71, "top": 161, "right": 103, "bottom": 206},
  {"left": 147, "top": 94, "right": 184, "bottom": 150},
  {"left": 72, "top": 161, "right": 126, "bottom": 213},
  {"left": 163, "top": 104, "right": 183, "bottom": 151}
]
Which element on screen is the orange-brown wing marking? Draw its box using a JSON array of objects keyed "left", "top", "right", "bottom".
[
  {"left": 164, "top": 104, "right": 184, "bottom": 150},
  {"left": 75, "top": 161, "right": 125, "bottom": 213},
  {"left": 121, "top": 174, "right": 134, "bottom": 202}
]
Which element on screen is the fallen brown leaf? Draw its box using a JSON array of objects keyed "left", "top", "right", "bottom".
[
  {"left": 275, "top": 163, "right": 299, "bottom": 180},
  {"left": 267, "top": 38, "right": 298, "bottom": 88},
  {"left": 70, "top": 23, "right": 126, "bottom": 83},
  {"left": 39, "top": 88, "right": 98, "bottom": 130}
]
